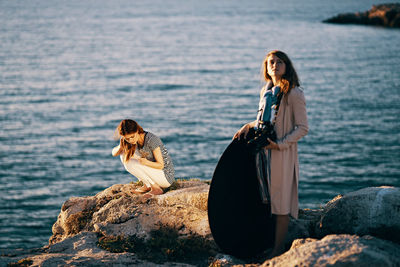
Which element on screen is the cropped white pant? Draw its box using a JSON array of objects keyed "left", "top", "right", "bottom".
[{"left": 120, "top": 151, "right": 171, "bottom": 188}]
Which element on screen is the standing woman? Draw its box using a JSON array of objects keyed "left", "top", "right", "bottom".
[
  {"left": 233, "top": 50, "right": 308, "bottom": 257},
  {"left": 112, "top": 119, "right": 175, "bottom": 197}
]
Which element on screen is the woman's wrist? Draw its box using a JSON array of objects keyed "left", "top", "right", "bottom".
[
  {"left": 248, "top": 121, "right": 256, "bottom": 128},
  {"left": 112, "top": 145, "right": 121, "bottom": 156},
  {"left": 139, "top": 158, "right": 164, "bottom": 169}
]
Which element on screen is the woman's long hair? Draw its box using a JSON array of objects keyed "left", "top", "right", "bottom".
[
  {"left": 114, "top": 119, "right": 144, "bottom": 162},
  {"left": 262, "top": 50, "right": 300, "bottom": 95}
]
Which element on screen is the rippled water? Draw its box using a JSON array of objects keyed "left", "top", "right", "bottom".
[{"left": 1, "top": 0, "right": 400, "bottom": 250}]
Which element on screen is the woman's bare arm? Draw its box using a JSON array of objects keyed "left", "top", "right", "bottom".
[
  {"left": 138, "top": 147, "right": 164, "bottom": 170},
  {"left": 112, "top": 138, "right": 124, "bottom": 156}
]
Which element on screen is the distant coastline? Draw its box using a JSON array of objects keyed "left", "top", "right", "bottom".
[{"left": 323, "top": 3, "right": 400, "bottom": 28}]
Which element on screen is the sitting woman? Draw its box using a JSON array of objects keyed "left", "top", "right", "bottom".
[{"left": 112, "top": 119, "right": 175, "bottom": 197}]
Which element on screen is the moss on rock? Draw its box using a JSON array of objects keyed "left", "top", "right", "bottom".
[
  {"left": 97, "top": 224, "right": 215, "bottom": 265},
  {"left": 7, "top": 258, "right": 33, "bottom": 267}
]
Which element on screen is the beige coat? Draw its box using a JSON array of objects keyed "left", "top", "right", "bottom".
[{"left": 268, "top": 87, "right": 308, "bottom": 219}]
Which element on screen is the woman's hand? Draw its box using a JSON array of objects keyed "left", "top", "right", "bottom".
[
  {"left": 138, "top": 157, "right": 148, "bottom": 165},
  {"left": 233, "top": 124, "right": 251, "bottom": 140},
  {"left": 138, "top": 147, "right": 164, "bottom": 170},
  {"left": 112, "top": 144, "right": 121, "bottom": 156},
  {"left": 264, "top": 138, "right": 279, "bottom": 150}
]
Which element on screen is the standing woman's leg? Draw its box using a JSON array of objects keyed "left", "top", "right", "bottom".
[{"left": 270, "top": 214, "right": 289, "bottom": 257}]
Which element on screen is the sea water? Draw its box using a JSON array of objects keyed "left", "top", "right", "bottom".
[{"left": 1, "top": 0, "right": 400, "bottom": 250}]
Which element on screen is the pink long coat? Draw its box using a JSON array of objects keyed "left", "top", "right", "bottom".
[{"left": 267, "top": 87, "right": 308, "bottom": 219}]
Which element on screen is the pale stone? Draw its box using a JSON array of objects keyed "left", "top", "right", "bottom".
[
  {"left": 261, "top": 234, "right": 400, "bottom": 267},
  {"left": 49, "top": 181, "right": 213, "bottom": 243},
  {"left": 317, "top": 186, "right": 400, "bottom": 243}
]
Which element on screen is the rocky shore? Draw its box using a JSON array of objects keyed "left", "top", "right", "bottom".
[
  {"left": 2, "top": 181, "right": 400, "bottom": 266},
  {"left": 323, "top": 3, "right": 400, "bottom": 28}
]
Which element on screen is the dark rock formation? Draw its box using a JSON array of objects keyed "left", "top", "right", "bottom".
[{"left": 323, "top": 3, "right": 400, "bottom": 28}]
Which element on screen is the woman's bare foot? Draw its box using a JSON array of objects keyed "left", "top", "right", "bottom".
[
  {"left": 133, "top": 185, "right": 151, "bottom": 194},
  {"left": 142, "top": 185, "right": 164, "bottom": 199},
  {"left": 266, "top": 247, "right": 285, "bottom": 259},
  {"left": 149, "top": 186, "right": 164, "bottom": 195},
  {"left": 266, "top": 214, "right": 289, "bottom": 259}
]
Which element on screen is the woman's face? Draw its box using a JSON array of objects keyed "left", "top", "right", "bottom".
[
  {"left": 267, "top": 54, "right": 286, "bottom": 81},
  {"left": 123, "top": 132, "right": 139, "bottom": 145}
]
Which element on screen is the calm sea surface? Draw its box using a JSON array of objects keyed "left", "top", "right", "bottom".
[{"left": 1, "top": 0, "right": 400, "bottom": 250}]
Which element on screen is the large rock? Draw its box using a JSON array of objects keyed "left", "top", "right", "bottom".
[
  {"left": 50, "top": 181, "right": 211, "bottom": 244},
  {"left": 48, "top": 179, "right": 315, "bottom": 251},
  {"left": 4, "top": 184, "right": 400, "bottom": 266},
  {"left": 316, "top": 186, "right": 400, "bottom": 243},
  {"left": 30, "top": 232, "right": 155, "bottom": 266},
  {"left": 261, "top": 234, "right": 400, "bottom": 267},
  {"left": 323, "top": 3, "right": 400, "bottom": 28},
  {"left": 11, "top": 232, "right": 196, "bottom": 266},
  {"left": 47, "top": 180, "right": 216, "bottom": 265}
]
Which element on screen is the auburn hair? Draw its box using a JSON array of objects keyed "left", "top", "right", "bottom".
[
  {"left": 114, "top": 119, "right": 144, "bottom": 162},
  {"left": 262, "top": 50, "right": 300, "bottom": 95}
]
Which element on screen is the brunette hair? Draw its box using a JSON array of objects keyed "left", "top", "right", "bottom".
[
  {"left": 262, "top": 50, "right": 300, "bottom": 95},
  {"left": 114, "top": 119, "right": 144, "bottom": 162}
]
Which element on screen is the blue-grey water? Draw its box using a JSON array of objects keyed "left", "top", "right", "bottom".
[{"left": 1, "top": 0, "right": 400, "bottom": 250}]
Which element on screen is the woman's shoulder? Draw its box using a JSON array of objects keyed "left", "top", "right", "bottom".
[
  {"left": 287, "top": 87, "right": 306, "bottom": 105},
  {"left": 146, "top": 131, "right": 158, "bottom": 141},
  {"left": 259, "top": 86, "right": 266, "bottom": 98},
  {"left": 290, "top": 86, "right": 304, "bottom": 94},
  {"left": 145, "top": 132, "right": 162, "bottom": 145},
  {"left": 288, "top": 86, "right": 305, "bottom": 98}
]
